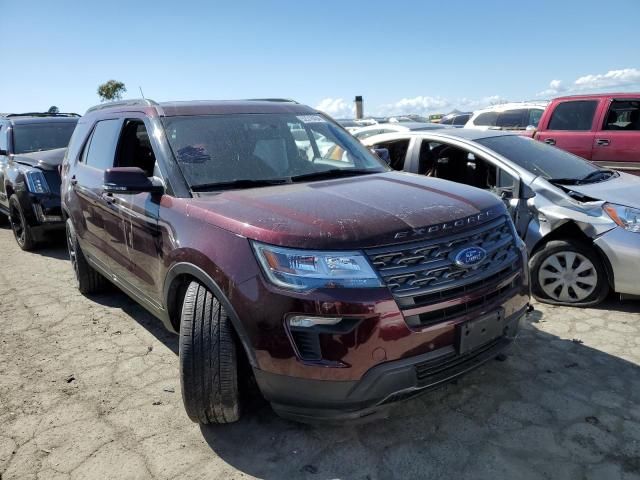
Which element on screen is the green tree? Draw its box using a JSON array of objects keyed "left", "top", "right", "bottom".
[{"left": 97, "top": 80, "right": 126, "bottom": 102}]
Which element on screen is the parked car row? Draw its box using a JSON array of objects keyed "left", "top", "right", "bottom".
[
  {"left": 351, "top": 93, "right": 640, "bottom": 175},
  {"left": 3, "top": 98, "right": 531, "bottom": 425}
]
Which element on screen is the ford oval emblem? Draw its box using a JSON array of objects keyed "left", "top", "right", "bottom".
[{"left": 453, "top": 246, "right": 487, "bottom": 268}]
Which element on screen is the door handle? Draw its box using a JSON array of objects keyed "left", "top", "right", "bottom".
[
  {"left": 596, "top": 138, "right": 610, "bottom": 146},
  {"left": 101, "top": 192, "right": 115, "bottom": 205},
  {"left": 544, "top": 138, "right": 556, "bottom": 146}
]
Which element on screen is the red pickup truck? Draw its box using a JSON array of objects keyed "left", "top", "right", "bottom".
[{"left": 534, "top": 93, "right": 640, "bottom": 174}]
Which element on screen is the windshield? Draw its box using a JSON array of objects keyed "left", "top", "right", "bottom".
[
  {"left": 13, "top": 122, "right": 77, "bottom": 154},
  {"left": 162, "top": 113, "right": 387, "bottom": 189},
  {"left": 476, "top": 135, "right": 600, "bottom": 180}
]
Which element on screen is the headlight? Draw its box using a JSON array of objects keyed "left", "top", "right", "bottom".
[
  {"left": 603, "top": 203, "right": 640, "bottom": 233},
  {"left": 252, "top": 241, "right": 383, "bottom": 291},
  {"left": 25, "top": 171, "right": 50, "bottom": 194}
]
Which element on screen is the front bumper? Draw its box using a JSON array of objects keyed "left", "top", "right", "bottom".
[
  {"left": 255, "top": 307, "right": 526, "bottom": 422},
  {"left": 594, "top": 226, "right": 640, "bottom": 296}
]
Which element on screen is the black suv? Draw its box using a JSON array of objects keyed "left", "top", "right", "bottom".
[{"left": 0, "top": 113, "right": 79, "bottom": 249}]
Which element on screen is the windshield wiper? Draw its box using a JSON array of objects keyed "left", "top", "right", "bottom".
[
  {"left": 191, "top": 178, "right": 291, "bottom": 192},
  {"left": 289, "top": 168, "right": 382, "bottom": 183},
  {"left": 547, "top": 177, "right": 582, "bottom": 186},
  {"left": 547, "top": 169, "right": 617, "bottom": 186},
  {"left": 580, "top": 169, "right": 617, "bottom": 184}
]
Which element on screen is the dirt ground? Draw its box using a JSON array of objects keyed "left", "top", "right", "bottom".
[{"left": 0, "top": 225, "right": 639, "bottom": 480}]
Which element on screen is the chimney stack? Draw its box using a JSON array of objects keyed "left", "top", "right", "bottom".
[{"left": 355, "top": 96, "right": 363, "bottom": 119}]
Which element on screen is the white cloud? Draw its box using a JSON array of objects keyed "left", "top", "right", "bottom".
[
  {"left": 314, "top": 97, "right": 354, "bottom": 119},
  {"left": 549, "top": 79, "right": 564, "bottom": 90},
  {"left": 380, "top": 96, "right": 451, "bottom": 116},
  {"left": 457, "top": 95, "right": 509, "bottom": 110},
  {"left": 378, "top": 95, "right": 509, "bottom": 116},
  {"left": 573, "top": 68, "right": 640, "bottom": 90},
  {"left": 537, "top": 79, "right": 566, "bottom": 97},
  {"left": 315, "top": 95, "right": 514, "bottom": 119},
  {"left": 538, "top": 68, "right": 640, "bottom": 97}
]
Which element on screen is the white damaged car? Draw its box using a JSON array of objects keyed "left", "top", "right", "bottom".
[{"left": 363, "top": 129, "right": 640, "bottom": 306}]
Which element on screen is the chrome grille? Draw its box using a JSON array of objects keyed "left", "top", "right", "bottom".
[{"left": 366, "top": 216, "right": 520, "bottom": 303}]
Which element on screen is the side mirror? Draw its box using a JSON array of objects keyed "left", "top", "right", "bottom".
[
  {"left": 525, "top": 125, "right": 537, "bottom": 131},
  {"left": 0, "top": 149, "right": 8, "bottom": 156},
  {"left": 103, "top": 167, "right": 163, "bottom": 195},
  {"left": 372, "top": 148, "right": 391, "bottom": 165}
]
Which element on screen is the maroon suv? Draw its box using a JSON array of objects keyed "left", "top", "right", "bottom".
[{"left": 61, "top": 99, "right": 530, "bottom": 423}]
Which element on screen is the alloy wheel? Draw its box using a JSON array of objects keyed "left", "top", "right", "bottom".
[{"left": 538, "top": 251, "right": 598, "bottom": 303}]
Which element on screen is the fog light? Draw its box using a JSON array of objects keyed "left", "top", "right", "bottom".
[{"left": 288, "top": 316, "right": 342, "bottom": 328}]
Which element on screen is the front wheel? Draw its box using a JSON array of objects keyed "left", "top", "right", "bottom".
[
  {"left": 179, "top": 281, "right": 241, "bottom": 424},
  {"left": 530, "top": 240, "right": 609, "bottom": 307},
  {"left": 9, "top": 195, "right": 36, "bottom": 250}
]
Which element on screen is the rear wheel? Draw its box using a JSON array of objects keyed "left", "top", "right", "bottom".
[
  {"left": 66, "top": 218, "right": 107, "bottom": 294},
  {"left": 530, "top": 240, "right": 609, "bottom": 307},
  {"left": 9, "top": 195, "right": 36, "bottom": 250},
  {"left": 179, "top": 281, "right": 241, "bottom": 424}
]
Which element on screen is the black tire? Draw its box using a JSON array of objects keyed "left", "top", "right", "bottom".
[
  {"left": 9, "top": 195, "right": 36, "bottom": 250},
  {"left": 66, "top": 218, "right": 107, "bottom": 294},
  {"left": 530, "top": 240, "right": 609, "bottom": 307},
  {"left": 179, "top": 281, "right": 241, "bottom": 424}
]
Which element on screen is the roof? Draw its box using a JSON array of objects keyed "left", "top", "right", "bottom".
[
  {"left": 552, "top": 92, "right": 640, "bottom": 101},
  {"left": 472, "top": 101, "right": 548, "bottom": 113},
  {"left": 3, "top": 116, "right": 79, "bottom": 125},
  {"left": 361, "top": 128, "right": 515, "bottom": 144},
  {"left": 84, "top": 98, "right": 316, "bottom": 117}
]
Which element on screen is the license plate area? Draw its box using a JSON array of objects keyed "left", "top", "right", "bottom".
[{"left": 458, "top": 309, "right": 505, "bottom": 355}]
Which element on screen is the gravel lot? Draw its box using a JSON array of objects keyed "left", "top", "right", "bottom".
[{"left": 0, "top": 225, "right": 639, "bottom": 480}]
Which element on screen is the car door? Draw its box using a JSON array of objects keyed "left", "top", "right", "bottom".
[
  {"left": 109, "top": 117, "right": 164, "bottom": 305},
  {"left": 71, "top": 118, "right": 123, "bottom": 274},
  {"left": 411, "top": 138, "right": 533, "bottom": 238},
  {"left": 535, "top": 100, "right": 599, "bottom": 159},
  {"left": 591, "top": 98, "right": 640, "bottom": 174}
]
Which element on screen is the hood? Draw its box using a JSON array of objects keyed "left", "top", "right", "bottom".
[
  {"left": 12, "top": 148, "right": 66, "bottom": 171},
  {"left": 562, "top": 172, "right": 640, "bottom": 207},
  {"left": 186, "top": 171, "right": 505, "bottom": 250}
]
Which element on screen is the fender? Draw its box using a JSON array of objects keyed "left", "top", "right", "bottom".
[{"left": 163, "top": 262, "right": 257, "bottom": 367}]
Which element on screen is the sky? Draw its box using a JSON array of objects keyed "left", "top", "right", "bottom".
[{"left": 2, "top": 0, "right": 640, "bottom": 118}]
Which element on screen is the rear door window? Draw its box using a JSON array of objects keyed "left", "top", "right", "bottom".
[
  {"left": 83, "top": 119, "right": 121, "bottom": 170},
  {"left": 527, "top": 108, "right": 544, "bottom": 127},
  {"left": 473, "top": 112, "right": 498, "bottom": 127},
  {"left": 496, "top": 109, "right": 527, "bottom": 129},
  {"left": 603, "top": 99, "right": 640, "bottom": 130},
  {"left": 548, "top": 101, "right": 598, "bottom": 131},
  {"left": 453, "top": 114, "right": 470, "bottom": 125}
]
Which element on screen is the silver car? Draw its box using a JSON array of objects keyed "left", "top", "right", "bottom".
[{"left": 363, "top": 129, "right": 640, "bottom": 307}]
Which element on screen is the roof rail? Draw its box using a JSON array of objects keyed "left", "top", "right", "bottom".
[
  {"left": 85, "top": 98, "right": 158, "bottom": 114},
  {"left": 245, "top": 98, "right": 299, "bottom": 104},
  {"left": 6, "top": 112, "right": 81, "bottom": 118}
]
